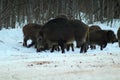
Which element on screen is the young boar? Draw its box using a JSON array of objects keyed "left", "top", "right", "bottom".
[{"left": 89, "top": 30, "right": 117, "bottom": 50}]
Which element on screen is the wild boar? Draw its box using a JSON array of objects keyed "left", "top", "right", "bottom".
[
  {"left": 22, "top": 23, "right": 42, "bottom": 48},
  {"left": 89, "top": 30, "right": 117, "bottom": 50},
  {"left": 117, "top": 27, "right": 120, "bottom": 47},
  {"left": 36, "top": 18, "right": 89, "bottom": 53}
]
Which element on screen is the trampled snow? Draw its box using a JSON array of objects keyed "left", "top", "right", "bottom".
[{"left": 0, "top": 22, "right": 120, "bottom": 80}]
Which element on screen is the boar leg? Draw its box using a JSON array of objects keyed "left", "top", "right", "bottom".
[
  {"left": 58, "top": 40, "right": 65, "bottom": 53},
  {"left": 23, "top": 37, "right": 28, "bottom": 47},
  {"left": 103, "top": 43, "right": 107, "bottom": 48},
  {"left": 66, "top": 43, "right": 74, "bottom": 51},
  {"left": 71, "top": 43, "right": 74, "bottom": 51},
  {"left": 100, "top": 43, "right": 107, "bottom": 50},
  {"left": 36, "top": 48, "right": 41, "bottom": 52},
  {"left": 54, "top": 46, "right": 60, "bottom": 51},
  {"left": 90, "top": 44, "right": 96, "bottom": 50},
  {"left": 50, "top": 45, "right": 56, "bottom": 52},
  {"left": 119, "top": 40, "right": 120, "bottom": 47},
  {"left": 66, "top": 44, "right": 70, "bottom": 51},
  {"left": 80, "top": 43, "right": 87, "bottom": 53}
]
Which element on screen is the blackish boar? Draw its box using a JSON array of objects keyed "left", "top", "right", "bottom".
[
  {"left": 22, "top": 23, "right": 42, "bottom": 48},
  {"left": 89, "top": 25, "right": 101, "bottom": 49},
  {"left": 117, "top": 27, "right": 120, "bottom": 47},
  {"left": 89, "top": 30, "right": 117, "bottom": 50},
  {"left": 36, "top": 18, "right": 89, "bottom": 53}
]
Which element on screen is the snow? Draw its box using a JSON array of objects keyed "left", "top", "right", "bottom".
[{"left": 0, "top": 22, "right": 120, "bottom": 80}]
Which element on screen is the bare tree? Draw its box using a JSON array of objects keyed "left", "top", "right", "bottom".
[{"left": 0, "top": 0, "right": 120, "bottom": 28}]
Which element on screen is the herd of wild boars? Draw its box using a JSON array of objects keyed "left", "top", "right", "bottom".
[{"left": 22, "top": 15, "right": 119, "bottom": 53}]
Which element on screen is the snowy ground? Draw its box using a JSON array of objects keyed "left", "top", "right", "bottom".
[{"left": 0, "top": 22, "right": 120, "bottom": 80}]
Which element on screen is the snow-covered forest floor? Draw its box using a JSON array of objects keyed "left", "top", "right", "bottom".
[{"left": 0, "top": 21, "right": 120, "bottom": 80}]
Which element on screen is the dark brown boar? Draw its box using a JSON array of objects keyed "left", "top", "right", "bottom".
[
  {"left": 22, "top": 23, "right": 42, "bottom": 48},
  {"left": 89, "top": 25, "right": 101, "bottom": 49},
  {"left": 89, "top": 30, "right": 117, "bottom": 50},
  {"left": 117, "top": 27, "right": 120, "bottom": 47},
  {"left": 36, "top": 18, "right": 89, "bottom": 53}
]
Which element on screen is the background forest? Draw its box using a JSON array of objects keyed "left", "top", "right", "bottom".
[{"left": 0, "top": 0, "right": 120, "bottom": 29}]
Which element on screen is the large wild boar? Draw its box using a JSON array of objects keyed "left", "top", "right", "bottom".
[
  {"left": 89, "top": 29, "right": 117, "bottom": 50},
  {"left": 89, "top": 25, "right": 101, "bottom": 49},
  {"left": 22, "top": 23, "right": 42, "bottom": 48},
  {"left": 36, "top": 18, "right": 89, "bottom": 53},
  {"left": 117, "top": 27, "right": 120, "bottom": 47}
]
